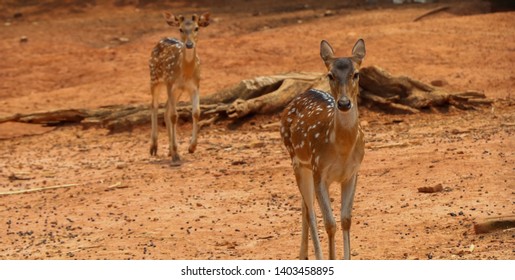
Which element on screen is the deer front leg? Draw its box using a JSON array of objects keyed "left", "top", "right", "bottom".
[
  {"left": 315, "top": 176, "right": 337, "bottom": 260},
  {"left": 165, "top": 84, "right": 181, "bottom": 165},
  {"left": 341, "top": 174, "right": 358, "bottom": 260},
  {"left": 150, "top": 84, "right": 159, "bottom": 156},
  {"left": 188, "top": 87, "right": 200, "bottom": 154},
  {"left": 294, "top": 166, "right": 323, "bottom": 260}
]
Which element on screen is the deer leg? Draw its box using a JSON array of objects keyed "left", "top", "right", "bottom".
[
  {"left": 165, "top": 84, "right": 181, "bottom": 164},
  {"left": 315, "top": 177, "right": 336, "bottom": 260},
  {"left": 294, "top": 166, "right": 322, "bottom": 260},
  {"left": 150, "top": 83, "right": 159, "bottom": 156},
  {"left": 341, "top": 174, "right": 357, "bottom": 260},
  {"left": 299, "top": 201, "right": 309, "bottom": 260},
  {"left": 188, "top": 87, "right": 200, "bottom": 154}
]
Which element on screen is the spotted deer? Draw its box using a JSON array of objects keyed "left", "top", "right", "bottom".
[
  {"left": 280, "top": 39, "right": 366, "bottom": 260},
  {"left": 149, "top": 12, "right": 210, "bottom": 164}
]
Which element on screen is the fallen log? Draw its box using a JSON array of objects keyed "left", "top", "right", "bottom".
[
  {"left": 226, "top": 75, "right": 320, "bottom": 118},
  {"left": 473, "top": 216, "right": 515, "bottom": 234},
  {"left": 0, "top": 66, "right": 492, "bottom": 133},
  {"left": 0, "top": 109, "right": 89, "bottom": 125}
]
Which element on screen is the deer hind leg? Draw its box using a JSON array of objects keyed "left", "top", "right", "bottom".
[
  {"left": 341, "top": 174, "right": 358, "bottom": 260},
  {"left": 294, "top": 165, "right": 322, "bottom": 260},
  {"left": 315, "top": 176, "right": 337, "bottom": 260},
  {"left": 165, "top": 83, "right": 181, "bottom": 165},
  {"left": 300, "top": 201, "right": 309, "bottom": 259},
  {"left": 150, "top": 83, "right": 159, "bottom": 156},
  {"left": 188, "top": 87, "right": 200, "bottom": 154}
]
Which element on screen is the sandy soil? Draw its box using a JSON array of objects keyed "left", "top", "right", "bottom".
[{"left": 0, "top": 0, "right": 513, "bottom": 260}]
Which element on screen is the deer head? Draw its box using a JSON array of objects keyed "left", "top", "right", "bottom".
[
  {"left": 163, "top": 12, "right": 210, "bottom": 49},
  {"left": 320, "top": 39, "right": 365, "bottom": 112}
]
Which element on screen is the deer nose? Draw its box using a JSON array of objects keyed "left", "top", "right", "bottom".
[
  {"left": 185, "top": 41, "right": 194, "bottom": 49},
  {"left": 337, "top": 98, "right": 352, "bottom": 111}
]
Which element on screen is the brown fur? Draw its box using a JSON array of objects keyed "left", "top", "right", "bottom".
[
  {"left": 149, "top": 12, "right": 210, "bottom": 164},
  {"left": 280, "top": 39, "right": 366, "bottom": 260}
]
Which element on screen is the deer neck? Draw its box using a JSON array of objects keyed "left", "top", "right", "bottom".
[
  {"left": 332, "top": 104, "right": 360, "bottom": 147},
  {"left": 183, "top": 46, "right": 196, "bottom": 65}
]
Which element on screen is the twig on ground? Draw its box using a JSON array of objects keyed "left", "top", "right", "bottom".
[
  {"left": 413, "top": 6, "right": 450, "bottom": 22},
  {"left": 0, "top": 184, "right": 80, "bottom": 196}
]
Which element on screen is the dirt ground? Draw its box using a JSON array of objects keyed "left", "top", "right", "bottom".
[{"left": 0, "top": 0, "right": 513, "bottom": 260}]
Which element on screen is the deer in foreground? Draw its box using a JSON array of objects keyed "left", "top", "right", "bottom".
[
  {"left": 149, "top": 12, "right": 210, "bottom": 164},
  {"left": 280, "top": 39, "right": 366, "bottom": 259}
]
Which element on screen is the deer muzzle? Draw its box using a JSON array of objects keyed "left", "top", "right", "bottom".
[
  {"left": 337, "top": 97, "right": 352, "bottom": 111},
  {"left": 185, "top": 41, "right": 194, "bottom": 49}
]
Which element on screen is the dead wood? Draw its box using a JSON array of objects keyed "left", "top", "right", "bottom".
[
  {"left": 413, "top": 6, "right": 451, "bottom": 22},
  {"left": 226, "top": 75, "right": 320, "bottom": 118},
  {"left": 0, "top": 66, "right": 492, "bottom": 133},
  {"left": 200, "top": 72, "right": 321, "bottom": 105},
  {"left": 0, "top": 184, "right": 80, "bottom": 196},
  {"left": 0, "top": 109, "right": 89, "bottom": 125},
  {"left": 473, "top": 216, "right": 515, "bottom": 234}
]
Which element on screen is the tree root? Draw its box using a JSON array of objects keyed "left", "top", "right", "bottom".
[{"left": 0, "top": 66, "right": 492, "bottom": 133}]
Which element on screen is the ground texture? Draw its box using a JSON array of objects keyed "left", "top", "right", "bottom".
[{"left": 0, "top": 0, "right": 513, "bottom": 259}]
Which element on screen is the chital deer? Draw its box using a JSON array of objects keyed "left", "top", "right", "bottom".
[
  {"left": 149, "top": 12, "right": 210, "bottom": 164},
  {"left": 280, "top": 39, "right": 366, "bottom": 260}
]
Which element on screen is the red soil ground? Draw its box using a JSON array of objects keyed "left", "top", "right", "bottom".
[{"left": 0, "top": 0, "right": 513, "bottom": 259}]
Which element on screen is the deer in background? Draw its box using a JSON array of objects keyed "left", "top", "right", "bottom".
[
  {"left": 149, "top": 12, "right": 210, "bottom": 165},
  {"left": 280, "top": 39, "right": 366, "bottom": 259}
]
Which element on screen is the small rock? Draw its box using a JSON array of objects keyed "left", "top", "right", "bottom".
[
  {"left": 418, "top": 183, "right": 443, "bottom": 193},
  {"left": 13, "top": 12, "right": 23, "bottom": 18},
  {"left": 449, "top": 212, "right": 457, "bottom": 217},
  {"left": 250, "top": 141, "right": 265, "bottom": 149},
  {"left": 117, "top": 37, "right": 130, "bottom": 43},
  {"left": 20, "top": 36, "right": 28, "bottom": 43},
  {"left": 116, "top": 163, "right": 128, "bottom": 169},
  {"left": 324, "top": 10, "right": 335, "bottom": 17},
  {"left": 430, "top": 79, "right": 448, "bottom": 87}
]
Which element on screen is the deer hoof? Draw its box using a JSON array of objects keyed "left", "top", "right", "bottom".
[
  {"left": 188, "top": 143, "right": 197, "bottom": 154},
  {"left": 170, "top": 154, "right": 182, "bottom": 166},
  {"left": 150, "top": 145, "right": 157, "bottom": 156}
]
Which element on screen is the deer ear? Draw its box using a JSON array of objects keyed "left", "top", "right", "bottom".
[
  {"left": 163, "top": 12, "right": 180, "bottom": 27},
  {"left": 198, "top": 12, "right": 211, "bottom": 27},
  {"left": 320, "top": 40, "right": 334, "bottom": 68},
  {"left": 352, "top": 38, "right": 366, "bottom": 65}
]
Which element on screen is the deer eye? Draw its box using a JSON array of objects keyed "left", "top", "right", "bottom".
[
  {"left": 353, "top": 72, "right": 359, "bottom": 80},
  {"left": 327, "top": 72, "right": 334, "bottom": 81},
  {"left": 194, "top": 27, "right": 199, "bottom": 32}
]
